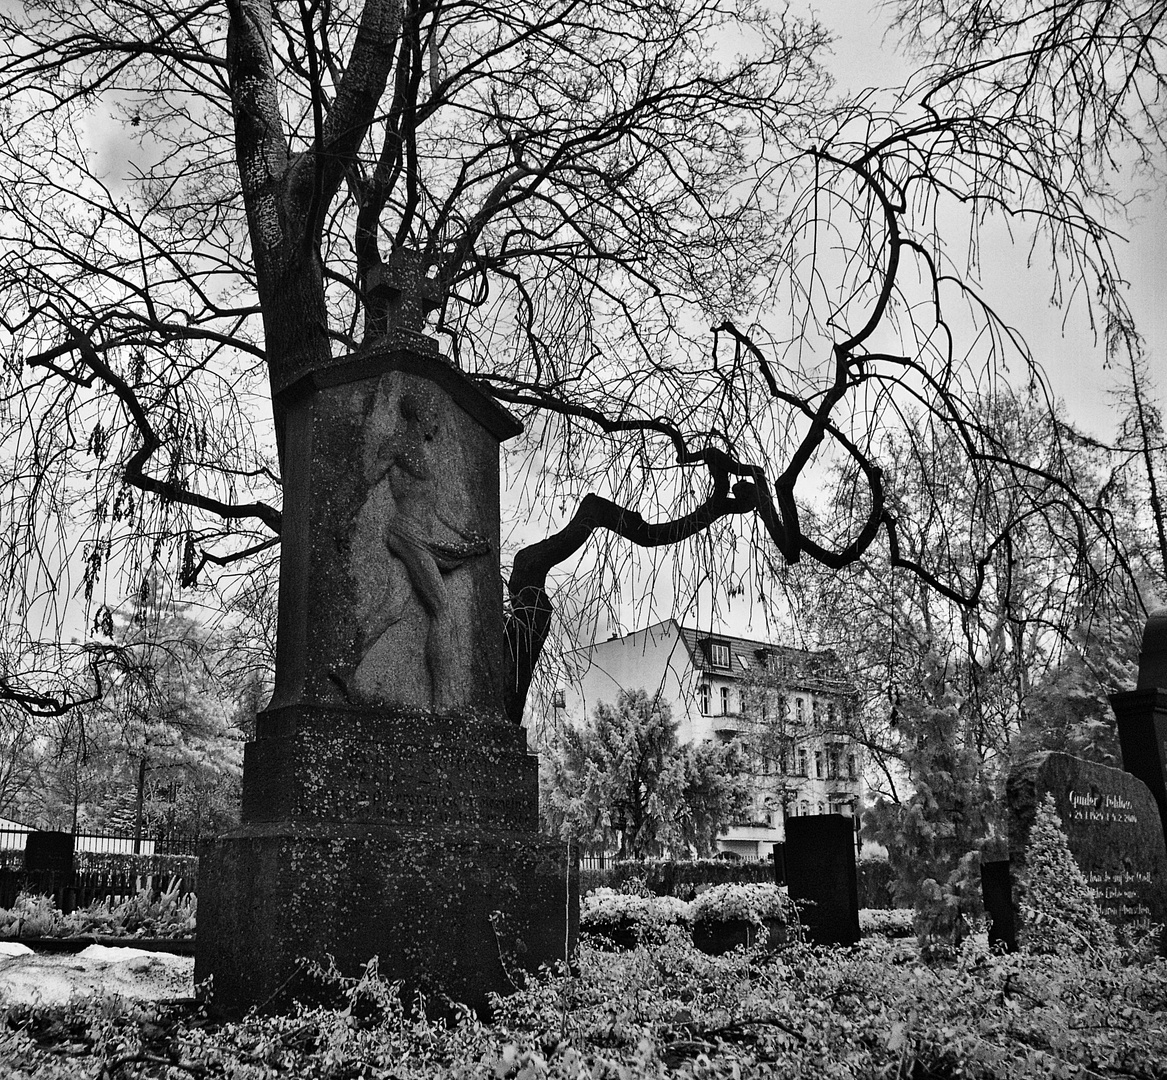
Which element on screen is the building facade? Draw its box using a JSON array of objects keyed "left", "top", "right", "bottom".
[{"left": 551, "top": 619, "right": 862, "bottom": 859}]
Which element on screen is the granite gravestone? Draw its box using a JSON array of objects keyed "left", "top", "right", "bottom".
[
  {"left": 785, "top": 815, "right": 860, "bottom": 945},
  {"left": 197, "top": 336, "right": 577, "bottom": 1017},
  {"left": 1006, "top": 752, "right": 1167, "bottom": 935},
  {"left": 1109, "top": 607, "right": 1167, "bottom": 846}
]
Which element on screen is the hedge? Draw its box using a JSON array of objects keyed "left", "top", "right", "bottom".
[{"left": 580, "top": 858, "right": 774, "bottom": 898}]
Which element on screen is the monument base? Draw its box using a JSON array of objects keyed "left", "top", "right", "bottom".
[{"left": 196, "top": 822, "right": 577, "bottom": 1018}]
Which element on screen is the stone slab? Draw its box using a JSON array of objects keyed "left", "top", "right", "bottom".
[
  {"left": 1007, "top": 752, "right": 1167, "bottom": 931},
  {"left": 196, "top": 823, "right": 576, "bottom": 1019},
  {"left": 784, "top": 815, "right": 860, "bottom": 945},
  {"left": 243, "top": 706, "right": 537, "bottom": 830}
]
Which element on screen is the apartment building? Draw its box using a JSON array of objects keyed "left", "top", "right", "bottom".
[{"left": 551, "top": 619, "right": 862, "bottom": 859}]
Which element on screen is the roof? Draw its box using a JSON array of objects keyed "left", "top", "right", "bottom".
[{"left": 674, "top": 624, "right": 852, "bottom": 694}]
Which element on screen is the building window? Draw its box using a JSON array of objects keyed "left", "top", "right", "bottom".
[
  {"left": 795, "top": 697, "right": 805, "bottom": 723},
  {"left": 797, "top": 748, "right": 808, "bottom": 776},
  {"left": 812, "top": 698, "right": 822, "bottom": 723},
  {"left": 847, "top": 753, "right": 858, "bottom": 780},
  {"left": 720, "top": 686, "right": 731, "bottom": 715},
  {"left": 814, "top": 750, "right": 824, "bottom": 779},
  {"left": 800, "top": 800, "right": 809, "bottom": 817},
  {"left": 828, "top": 747, "right": 840, "bottom": 780},
  {"left": 761, "top": 754, "right": 772, "bottom": 776},
  {"left": 552, "top": 689, "right": 566, "bottom": 709},
  {"left": 760, "top": 699, "right": 769, "bottom": 723},
  {"left": 827, "top": 700, "right": 837, "bottom": 726},
  {"left": 710, "top": 642, "right": 730, "bottom": 668},
  {"left": 699, "top": 682, "right": 711, "bottom": 715}
]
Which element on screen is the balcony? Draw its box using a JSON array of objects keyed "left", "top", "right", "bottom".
[{"left": 711, "top": 712, "right": 748, "bottom": 735}]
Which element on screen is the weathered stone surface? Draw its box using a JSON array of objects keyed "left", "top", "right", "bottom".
[
  {"left": 197, "top": 825, "right": 576, "bottom": 1018},
  {"left": 242, "top": 706, "right": 538, "bottom": 830},
  {"left": 785, "top": 815, "right": 860, "bottom": 945},
  {"left": 270, "top": 347, "right": 520, "bottom": 717},
  {"left": 198, "top": 343, "right": 575, "bottom": 1017},
  {"left": 1007, "top": 752, "right": 1167, "bottom": 931}
]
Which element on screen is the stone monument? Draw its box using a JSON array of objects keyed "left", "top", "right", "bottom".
[
  {"left": 196, "top": 333, "right": 577, "bottom": 1016},
  {"left": 1109, "top": 608, "right": 1167, "bottom": 846},
  {"left": 1005, "top": 752, "right": 1167, "bottom": 936}
]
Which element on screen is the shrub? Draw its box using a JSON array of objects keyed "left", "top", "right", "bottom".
[
  {"left": 689, "top": 882, "right": 790, "bottom": 925},
  {"left": 580, "top": 888, "right": 691, "bottom": 928},
  {"left": 859, "top": 907, "right": 915, "bottom": 935},
  {"left": 856, "top": 857, "right": 896, "bottom": 909}
]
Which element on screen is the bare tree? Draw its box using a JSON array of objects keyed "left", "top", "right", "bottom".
[{"left": 0, "top": 0, "right": 1161, "bottom": 722}]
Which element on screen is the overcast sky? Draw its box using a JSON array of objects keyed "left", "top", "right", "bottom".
[{"left": 816, "top": 0, "right": 1167, "bottom": 435}]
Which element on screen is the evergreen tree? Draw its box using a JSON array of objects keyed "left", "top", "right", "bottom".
[{"left": 1019, "top": 795, "right": 1116, "bottom": 956}]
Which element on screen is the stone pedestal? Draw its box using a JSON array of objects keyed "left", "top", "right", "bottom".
[
  {"left": 196, "top": 341, "right": 577, "bottom": 1016},
  {"left": 1110, "top": 608, "right": 1167, "bottom": 846}
]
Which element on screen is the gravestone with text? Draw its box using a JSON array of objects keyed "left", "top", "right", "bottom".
[
  {"left": 785, "top": 815, "right": 860, "bottom": 945},
  {"left": 1006, "top": 752, "right": 1167, "bottom": 937},
  {"left": 196, "top": 334, "right": 577, "bottom": 1016}
]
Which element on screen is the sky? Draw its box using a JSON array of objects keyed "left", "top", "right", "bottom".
[
  {"left": 620, "top": 0, "right": 1167, "bottom": 646},
  {"left": 816, "top": 0, "right": 1167, "bottom": 437}
]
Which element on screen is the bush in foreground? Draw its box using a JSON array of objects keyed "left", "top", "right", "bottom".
[{"left": 2, "top": 928, "right": 1166, "bottom": 1077}]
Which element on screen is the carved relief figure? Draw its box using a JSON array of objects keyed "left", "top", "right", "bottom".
[{"left": 347, "top": 383, "right": 489, "bottom": 709}]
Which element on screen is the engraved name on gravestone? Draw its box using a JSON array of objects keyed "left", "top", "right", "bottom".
[{"left": 1007, "top": 752, "right": 1167, "bottom": 931}]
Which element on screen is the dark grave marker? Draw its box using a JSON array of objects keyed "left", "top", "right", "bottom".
[
  {"left": 1007, "top": 752, "right": 1167, "bottom": 935},
  {"left": 785, "top": 815, "right": 860, "bottom": 945},
  {"left": 980, "top": 860, "right": 1017, "bottom": 951},
  {"left": 771, "top": 842, "right": 786, "bottom": 887},
  {"left": 23, "top": 831, "right": 73, "bottom": 876}
]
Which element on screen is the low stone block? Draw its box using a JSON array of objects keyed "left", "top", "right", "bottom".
[{"left": 196, "top": 822, "right": 576, "bottom": 1018}]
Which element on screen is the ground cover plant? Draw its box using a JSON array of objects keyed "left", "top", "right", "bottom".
[
  {"left": 2, "top": 927, "right": 1166, "bottom": 1078},
  {"left": 0, "top": 881, "right": 195, "bottom": 940}
]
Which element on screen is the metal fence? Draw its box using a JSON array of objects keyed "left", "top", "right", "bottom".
[{"left": 0, "top": 827, "right": 199, "bottom": 857}]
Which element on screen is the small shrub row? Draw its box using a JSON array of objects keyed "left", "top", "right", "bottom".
[
  {"left": 580, "top": 857, "right": 774, "bottom": 897},
  {"left": 582, "top": 883, "right": 791, "bottom": 930},
  {"left": 0, "top": 880, "right": 195, "bottom": 940}
]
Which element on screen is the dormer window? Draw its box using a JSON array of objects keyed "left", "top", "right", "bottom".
[{"left": 709, "top": 641, "right": 730, "bottom": 668}]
